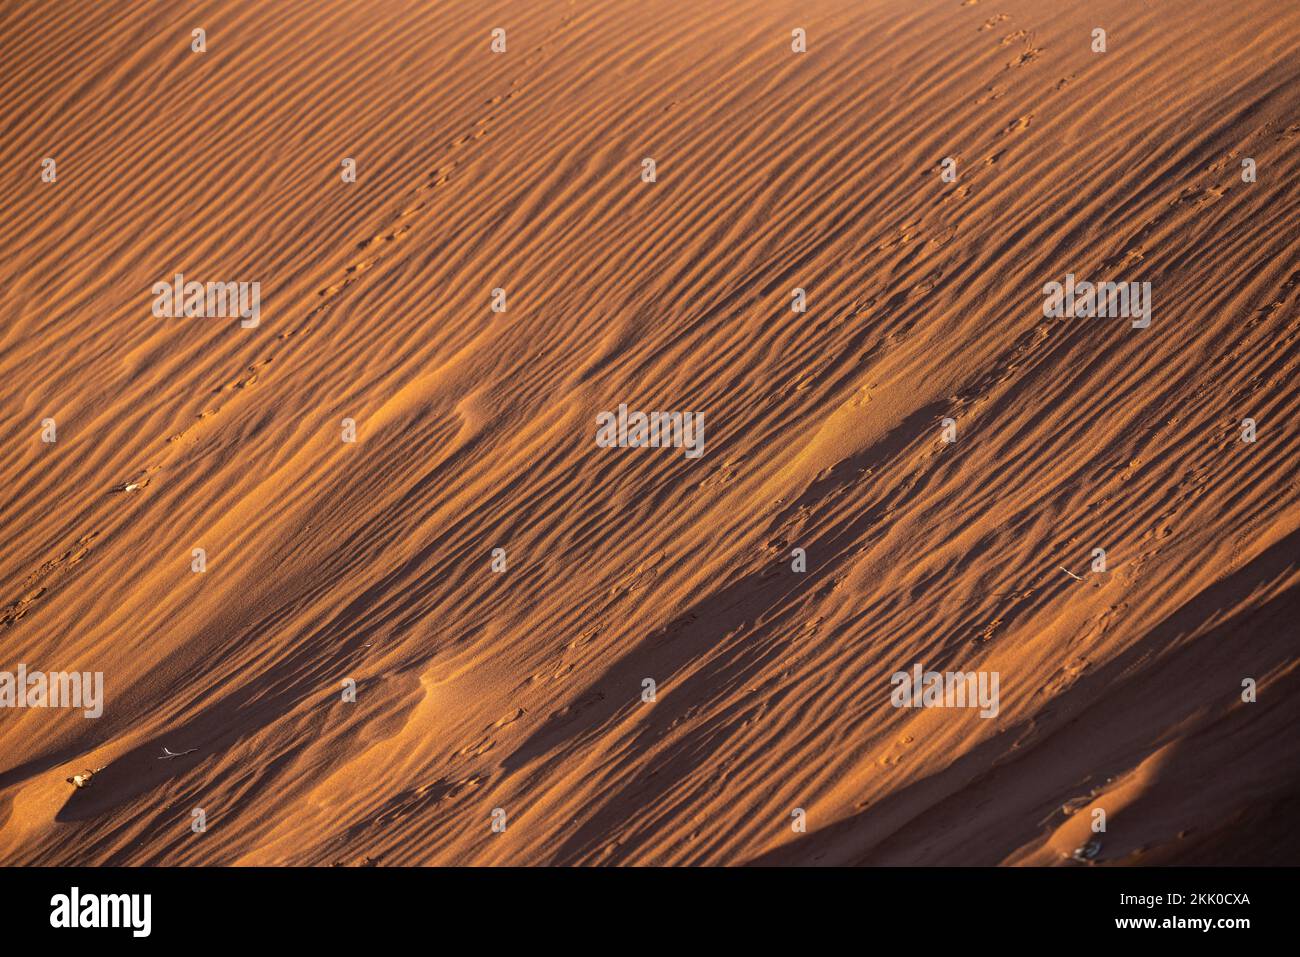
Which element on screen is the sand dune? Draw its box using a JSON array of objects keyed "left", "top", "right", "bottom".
[{"left": 1, "top": 0, "right": 1298, "bottom": 865}]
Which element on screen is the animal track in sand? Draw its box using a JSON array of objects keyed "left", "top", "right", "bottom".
[
  {"left": 652, "top": 612, "right": 699, "bottom": 645},
  {"left": 875, "top": 222, "right": 921, "bottom": 251},
  {"left": 519, "top": 626, "right": 604, "bottom": 689},
  {"left": 304, "top": 13, "right": 580, "bottom": 323},
  {"left": 306, "top": 8, "right": 592, "bottom": 333},
  {"left": 450, "top": 709, "right": 527, "bottom": 759},
  {"left": 0, "top": 587, "right": 45, "bottom": 627},
  {"left": 608, "top": 552, "right": 665, "bottom": 599},
  {"left": 698, "top": 457, "right": 743, "bottom": 490},
  {"left": 143, "top": 65, "right": 542, "bottom": 479},
  {"left": 167, "top": 405, "right": 224, "bottom": 443},
  {"left": 307, "top": 87, "right": 522, "bottom": 311},
  {"left": 1000, "top": 114, "right": 1033, "bottom": 135},
  {"left": 371, "top": 774, "right": 484, "bottom": 827},
  {"left": 1, "top": 532, "right": 100, "bottom": 628},
  {"left": 216, "top": 364, "right": 263, "bottom": 393},
  {"left": 546, "top": 689, "right": 606, "bottom": 728},
  {"left": 1005, "top": 47, "right": 1043, "bottom": 69}
]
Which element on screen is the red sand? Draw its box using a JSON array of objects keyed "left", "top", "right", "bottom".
[{"left": 1, "top": 0, "right": 1298, "bottom": 865}]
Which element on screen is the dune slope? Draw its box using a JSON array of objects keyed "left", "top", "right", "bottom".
[{"left": 1, "top": 0, "right": 1298, "bottom": 865}]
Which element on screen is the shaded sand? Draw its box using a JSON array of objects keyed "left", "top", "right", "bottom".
[{"left": 1, "top": 0, "right": 1299, "bottom": 865}]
